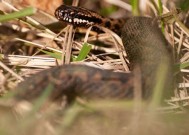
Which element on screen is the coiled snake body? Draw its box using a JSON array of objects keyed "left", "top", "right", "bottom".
[{"left": 14, "top": 5, "right": 173, "bottom": 102}]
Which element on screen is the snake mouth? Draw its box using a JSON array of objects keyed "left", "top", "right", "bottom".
[{"left": 54, "top": 4, "right": 103, "bottom": 28}]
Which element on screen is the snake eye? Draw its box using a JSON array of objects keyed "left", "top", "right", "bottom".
[{"left": 55, "top": 5, "right": 71, "bottom": 22}]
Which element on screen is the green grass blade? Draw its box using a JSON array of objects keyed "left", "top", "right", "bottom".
[
  {"left": 75, "top": 42, "right": 92, "bottom": 61},
  {"left": 130, "top": 0, "right": 139, "bottom": 15},
  {"left": 157, "top": 0, "right": 165, "bottom": 32},
  {"left": 40, "top": 50, "right": 62, "bottom": 59},
  {"left": 158, "top": 0, "right": 163, "bottom": 15},
  {"left": 32, "top": 84, "right": 54, "bottom": 112},
  {"left": 0, "top": 7, "right": 37, "bottom": 22},
  {"left": 149, "top": 64, "right": 169, "bottom": 108},
  {"left": 174, "top": 62, "right": 189, "bottom": 75}
]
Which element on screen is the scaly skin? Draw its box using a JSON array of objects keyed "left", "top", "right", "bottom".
[
  {"left": 14, "top": 5, "right": 173, "bottom": 102},
  {"left": 122, "top": 17, "right": 173, "bottom": 99},
  {"left": 15, "top": 65, "right": 134, "bottom": 102}
]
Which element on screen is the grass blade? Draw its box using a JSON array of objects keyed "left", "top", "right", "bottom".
[
  {"left": 40, "top": 50, "right": 62, "bottom": 60},
  {"left": 0, "top": 7, "right": 37, "bottom": 22},
  {"left": 75, "top": 42, "right": 92, "bottom": 61},
  {"left": 174, "top": 62, "right": 189, "bottom": 75},
  {"left": 130, "top": 0, "right": 139, "bottom": 15}
]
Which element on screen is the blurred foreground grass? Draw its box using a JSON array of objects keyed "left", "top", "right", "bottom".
[{"left": 0, "top": 99, "right": 188, "bottom": 135}]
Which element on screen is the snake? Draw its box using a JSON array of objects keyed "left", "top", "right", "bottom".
[{"left": 13, "top": 4, "right": 174, "bottom": 103}]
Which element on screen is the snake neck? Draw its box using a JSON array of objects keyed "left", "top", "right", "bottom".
[{"left": 121, "top": 17, "right": 173, "bottom": 98}]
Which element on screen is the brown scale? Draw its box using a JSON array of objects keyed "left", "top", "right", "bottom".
[{"left": 54, "top": 4, "right": 125, "bottom": 34}]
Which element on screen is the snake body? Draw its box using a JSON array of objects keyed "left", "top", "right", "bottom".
[{"left": 14, "top": 5, "right": 173, "bottom": 102}]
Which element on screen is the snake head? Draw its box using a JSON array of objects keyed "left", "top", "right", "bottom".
[{"left": 55, "top": 4, "right": 103, "bottom": 28}]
